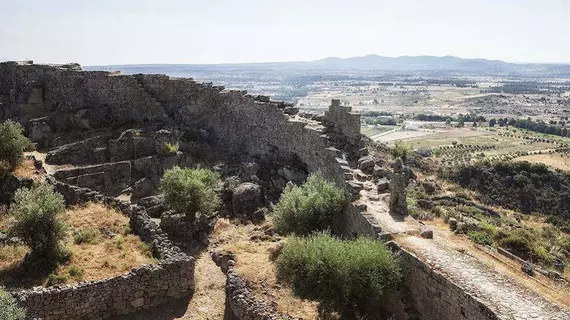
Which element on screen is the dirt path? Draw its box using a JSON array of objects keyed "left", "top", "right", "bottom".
[{"left": 110, "top": 249, "right": 227, "bottom": 320}]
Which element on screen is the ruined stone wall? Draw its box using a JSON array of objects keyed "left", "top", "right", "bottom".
[
  {"left": 12, "top": 175, "right": 195, "bottom": 320},
  {"left": 212, "top": 251, "right": 296, "bottom": 320},
  {"left": 0, "top": 62, "right": 166, "bottom": 128}
]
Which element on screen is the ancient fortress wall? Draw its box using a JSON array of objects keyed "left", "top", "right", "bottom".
[
  {"left": 383, "top": 243, "right": 499, "bottom": 320},
  {"left": 0, "top": 62, "right": 506, "bottom": 320}
]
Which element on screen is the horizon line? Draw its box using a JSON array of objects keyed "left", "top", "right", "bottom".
[{"left": 77, "top": 54, "right": 570, "bottom": 67}]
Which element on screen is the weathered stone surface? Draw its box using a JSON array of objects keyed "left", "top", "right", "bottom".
[
  {"left": 0, "top": 173, "right": 33, "bottom": 204},
  {"left": 389, "top": 158, "right": 408, "bottom": 215},
  {"left": 232, "top": 182, "right": 264, "bottom": 216},
  {"left": 132, "top": 177, "right": 155, "bottom": 199},
  {"left": 28, "top": 117, "right": 52, "bottom": 149},
  {"left": 358, "top": 156, "right": 375, "bottom": 174},
  {"left": 377, "top": 178, "right": 390, "bottom": 193},
  {"left": 420, "top": 226, "right": 434, "bottom": 239}
]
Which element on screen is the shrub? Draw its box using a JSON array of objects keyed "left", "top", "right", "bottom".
[
  {"left": 391, "top": 141, "right": 415, "bottom": 161},
  {"left": 274, "top": 174, "right": 345, "bottom": 236},
  {"left": 161, "top": 142, "right": 179, "bottom": 155},
  {"left": 73, "top": 228, "right": 101, "bottom": 245},
  {"left": 47, "top": 272, "right": 69, "bottom": 285},
  {"left": 499, "top": 228, "right": 535, "bottom": 255},
  {"left": 68, "top": 265, "right": 84, "bottom": 280},
  {"left": 0, "top": 120, "right": 32, "bottom": 172},
  {"left": 277, "top": 233, "right": 401, "bottom": 317},
  {"left": 0, "top": 288, "right": 26, "bottom": 320},
  {"left": 162, "top": 167, "right": 220, "bottom": 220},
  {"left": 8, "top": 183, "right": 67, "bottom": 261},
  {"left": 532, "top": 246, "right": 555, "bottom": 265},
  {"left": 468, "top": 231, "right": 492, "bottom": 246}
]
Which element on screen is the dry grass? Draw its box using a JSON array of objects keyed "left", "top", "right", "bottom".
[
  {"left": 56, "top": 203, "right": 156, "bottom": 283},
  {"left": 213, "top": 218, "right": 320, "bottom": 319},
  {"left": 518, "top": 154, "right": 570, "bottom": 171},
  {"left": 0, "top": 245, "right": 28, "bottom": 269},
  {"left": 12, "top": 158, "right": 44, "bottom": 181},
  {"left": 0, "top": 202, "right": 156, "bottom": 287}
]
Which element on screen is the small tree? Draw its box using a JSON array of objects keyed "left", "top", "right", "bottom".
[
  {"left": 161, "top": 167, "right": 220, "bottom": 220},
  {"left": 8, "top": 183, "right": 66, "bottom": 260},
  {"left": 274, "top": 174, "right": 345, "bottom": 236},
  {"left": 0, "top": 288, "right": 26, "bottom": 320},
  {"left": 0, "top": 120, "right": 32, "bottom": 172}
]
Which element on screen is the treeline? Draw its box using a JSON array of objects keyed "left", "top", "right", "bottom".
[
  {"left": 443, "top": 161, "right": 570, "bottom": 229},
  {"left": 489, "top": 118, "right": 570, "bottom": 137},
  {"left": 414, "top": 113, "right": 486, "bottom": 123},
  {"left": 481, "top": 81, "right": 570, "bottom": 94},
  {"left": 363, "top": 117, "right": 397, "bottom": 126}
]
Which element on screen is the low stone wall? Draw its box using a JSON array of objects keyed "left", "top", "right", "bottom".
[
  {"left": 382, "top": 242, "right": 499, "bottom": 320},
  {"left": 212, "top": 251, "right": 294, "bottom": 320},
  {"left": 12, "top": 173, "right": 195, "bottom": 320}
]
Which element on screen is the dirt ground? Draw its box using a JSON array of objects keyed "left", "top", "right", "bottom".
[{"left": 518, "top": 154, "right": 570, "bottom": 171}]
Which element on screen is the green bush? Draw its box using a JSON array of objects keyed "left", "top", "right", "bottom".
[
  {"left": 47, "top": 272, "right": 69, "bottom": 285},
  {"left": 73, "top": 228, "right": 101, "bottom": 245},
  {"left": 0, "top": 288, "right": 26, "bottom": 320},
  {"left": 277, "top": 233, "right": 401, "bottom": 317},
  {"left": 0, "top": 120, "right": 32, "bottom": 171},
  {"left": 391, "top": 141, "right": 415, "bottom": 160},
  {"left": 161, "top": 167, "right": 220, "bottom": 220},
  {"left": 274, "top": 174, "right": 345, "bottom": 236},
  {"left": 68, "top": 265, "right": 84, "bottom": 280},
  {"left": 468, "top": 231, "right": 492, "bottom": 246},
  {"left": 499, "top": 228, "right": 535, "bottom": 255},
  {"left": 8, "top": 183, "right": 67, "bottom": 260}
]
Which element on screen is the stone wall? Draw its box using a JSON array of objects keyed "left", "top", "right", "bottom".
[
  {"left": 212, "top": 251, "right": 295, "bottom": 320},
  {"left": 0, "top": 62, "right": 166, "bottom": 128},
  {"left": 12, "top": 173, "right": 195, "bottom": 320},
  {"left": 381, "top": 242, "right": 499, "bottom": 320}
]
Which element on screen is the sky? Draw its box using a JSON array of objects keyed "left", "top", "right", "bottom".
[{"left": 1, "top": 0, "right": 569, "bottom": 65}]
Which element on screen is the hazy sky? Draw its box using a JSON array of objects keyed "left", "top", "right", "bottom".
[{"left": 1, "top": 0, "right": 569, "bottom": 65}]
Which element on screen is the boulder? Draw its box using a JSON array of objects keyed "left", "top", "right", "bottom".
[
  {"left": 154, "top": 129, "right": 178, "bottom": 156},
  {"left": 420, "top": 227, "right": 434, "bottom": 239},
  {"left": 282, "top": 167, "right": 307, "bottom": 185},
  {"left": 377, "top": 178, "right": 390, "bottom": 193},
  {"left": 232, "top": 183, "right": 264, "bottom": 216},
  {"left": 448, "top": 217, "right": 458, "bottom": 231},
  {"left": 28, "top": 117, "right": 52, "bottom": 149},
  {"left": 0, "top": 173, "right": 33, "bottom": 204},
  {"left": 373, "top": 165, "right": 387, "bottom": 178},
  {"left": 358, "top": 156, "right": 375, "bottom": 174},
  {"left": 283, "top": 107, "right": 299, "bottom": 115},
  {"left": 132, "top": 178, "right": 155, "bottom": 199},
  {"left": 239, "top": 162, "right": 259, "bottom": 182}
]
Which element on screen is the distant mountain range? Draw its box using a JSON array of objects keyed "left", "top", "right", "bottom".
[{"left": 87, "top": 54, "right": 570, "bottom": 76}]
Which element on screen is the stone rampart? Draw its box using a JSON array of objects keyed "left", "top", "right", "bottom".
[{"left": 382, "top": 242, "right": 499, "bottom": 320}]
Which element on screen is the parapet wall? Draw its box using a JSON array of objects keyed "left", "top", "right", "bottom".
[
  {"left": 12, "top": 170, "right": 195, "bottom": 320},
  {"left": 383, "top": 243, "right": 499, "bottom": 320}
]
